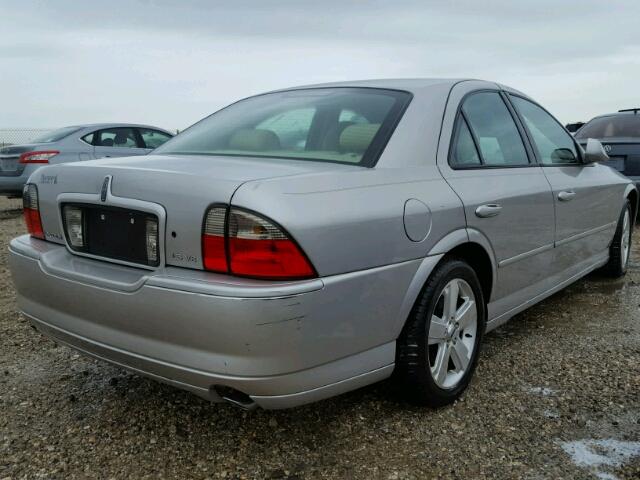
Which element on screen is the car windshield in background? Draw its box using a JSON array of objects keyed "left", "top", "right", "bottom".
[
  {"left": 154, "top": 88, "right": 412, "bottom": 166},
  {"left": 576, "top": 114, "right": 640, "bottom": 139},
  {"left": 31, "top": 126, "right": 82, "bottom": 143}
]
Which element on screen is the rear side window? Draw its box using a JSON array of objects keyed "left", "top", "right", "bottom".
[
  {"left": 95, "top": 128, "right": 139, "bottom": 148},
  {"left": 451, "top": 118, "right": 481, "bottom": 166},
  {"left": 460, "top": 92, "right": 529, "bottom": 166},
  {"left": 510, "top": 96, "right": 579, "bottom": 165},
  {"left": 138, "top": 128, "right": 173, "bottom": 149},
  {"left": 153, "top": 87, "right": 412, "bottom": 167}
]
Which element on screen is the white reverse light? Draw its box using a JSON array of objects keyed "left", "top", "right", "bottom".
[
  {"left": 145, "top": 217, "right": 159, "bottom": 265},
  {"left": 63, "top": 205, "right": 84, "bottom": 248}
]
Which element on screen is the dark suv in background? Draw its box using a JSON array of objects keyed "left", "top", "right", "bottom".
[{"left": 575, "top": 109, "right": 640, "bottom": 187}]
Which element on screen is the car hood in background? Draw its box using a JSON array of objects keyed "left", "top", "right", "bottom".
[{"left": 576, "top": 136, "right": 640, "bottom": 146}]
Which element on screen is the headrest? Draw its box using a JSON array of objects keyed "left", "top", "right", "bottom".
[
  {"left": 114, "top": 131, "right": 129, "bottom": 145},
  {"left": 101, "top": 138, "right": 114, "bottom": 147},
  {"left": 339, "top": 124, "right": 380, "bottom": 153},
  {"left": 228, "top": 129, "right": 281, "bottom": 151}
]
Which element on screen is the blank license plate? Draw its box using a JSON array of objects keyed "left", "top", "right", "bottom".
[
  {"left": 0, "top": 158, "right": 18, "bottom": 172},
  {"left": 84, "top": 206, "right": 158, "bottom": 266}
]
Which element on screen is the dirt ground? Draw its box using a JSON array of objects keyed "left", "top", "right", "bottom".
[{"left": 0, "top": 195, "right": 638, "bottom": 479}]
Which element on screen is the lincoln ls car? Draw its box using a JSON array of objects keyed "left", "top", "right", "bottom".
[{"left": 9, "top": 79, "right": 636, "bottom": 409}]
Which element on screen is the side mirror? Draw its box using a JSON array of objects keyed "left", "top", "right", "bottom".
[{"left": 583, "top": 138, "right": 609, "bottom": 164}]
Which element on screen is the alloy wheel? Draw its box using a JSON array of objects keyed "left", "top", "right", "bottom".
[
  {"left": 622, "top": 209, "right": 631, "bottom": 268},
  {"left": 427, "top": 278, "right": 478, "bottom": 389}
]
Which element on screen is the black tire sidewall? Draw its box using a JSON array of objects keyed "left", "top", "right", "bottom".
[
  {"left": 608, "top": 201, "right": 632, "bottom": 277},
  {"left": 397, "top": 258, "right": 486, "bottom": 405},
  {"left": 620, "top": 203, "right": 632, "bottom": 273}
]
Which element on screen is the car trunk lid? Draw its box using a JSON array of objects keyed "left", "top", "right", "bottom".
[
  {"left": 0, "top": 143, "right": 48, "bottom": 176},
  {"left": 31, "top": 154, "right": 360, "bottom": 270}
]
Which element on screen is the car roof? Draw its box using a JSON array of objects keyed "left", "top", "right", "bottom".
[
  {"left": 288, "top": 78, "right": 465, "bottom": 89},
  {"left": 587, "top": 110, "right": 640, "bottom": 121},
  {"left": 65, "top": 123, "right": 173, "bottom": 134},
  {"left": 263, "top": 78, "right": 533, "bottom": 103},
  {"left": 268, "top": 78, "right": 498, "bottom": 93}
]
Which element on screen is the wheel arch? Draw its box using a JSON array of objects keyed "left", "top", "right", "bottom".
[
  {"left": 446, "top": 242, "right": 494, "bottom": 305},
  {"left": 392, "top": 229, "right": 497, "bottom": 337},
  {"left": 625, "top": 184, "right": 638, "bottom": 220}
]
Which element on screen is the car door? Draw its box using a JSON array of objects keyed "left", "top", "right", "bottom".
[
  {"left": 507, "top": 94, "right": 623, "bottom": 275},
  {"left": 92, "top": 127, "right": 146, "bottom": 159},
  {"left": 437, "top": 83, "right": 556, "bottom": 320}
]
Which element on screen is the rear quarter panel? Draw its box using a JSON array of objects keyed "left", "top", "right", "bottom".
[
  {"left": 49, "top": 136, "right": 93, "bottom": 164},
  {"left": 231, "top": 166, "right": 465, "bottom": 277}
]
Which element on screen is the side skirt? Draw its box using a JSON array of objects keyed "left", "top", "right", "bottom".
[{"left": 485, "top": 250, "right": 609, "bottom": 332}]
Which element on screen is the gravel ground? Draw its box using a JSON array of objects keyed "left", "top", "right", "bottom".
[{"left": 1, "top": 195, "right": 639, "bottom": 480}]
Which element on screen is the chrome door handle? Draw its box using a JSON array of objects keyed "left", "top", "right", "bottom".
[
  {"left": 558, "top": 190, "right": 576, "bottom": 201},
  {"left": 475, "top": 204, "right": 502, "bottom": 218}
]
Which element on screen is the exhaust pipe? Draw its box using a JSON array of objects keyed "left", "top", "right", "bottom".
[{"left": 214, "top": 385, "right": 257, "bottom": 411}]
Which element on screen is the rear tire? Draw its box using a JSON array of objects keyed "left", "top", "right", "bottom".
[
  {"left": 603, "top": 201, "right": 633, "bottom": 278},
  {"left": 395, "top": 258, "right": 486, "bottom": 407}
]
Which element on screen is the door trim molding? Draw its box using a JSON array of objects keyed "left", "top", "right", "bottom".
[
  {"left": 498, "top": 243, "right": 554, "bottom": 268},
  {"left": 498, "top": 221, "right": 616, "bottom": 268},
  {"left": 555, "top": 222, "right": 616, "bottom": 248}
]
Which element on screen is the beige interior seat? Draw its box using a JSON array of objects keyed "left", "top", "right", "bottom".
[
  {"left": 339, "top": 124, "right": 381, "bottom": 153},
  {"left": 228, "top": 129, "right": 281, "bottom": 151}
]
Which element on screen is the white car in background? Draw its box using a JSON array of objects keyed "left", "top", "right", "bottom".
[{"left": 0, "top": 123, "right": 173, "bottom": 196}]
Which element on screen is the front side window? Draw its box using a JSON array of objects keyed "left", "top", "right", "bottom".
[
  {"left": 154, "top": 88, "right": 412, "bottom": 166},
  {"left": 575, "top": 114, "right": 640, "bottom": 139},
  {"left": 510, "top": 96, "right": 579, "bottom": 165},
  {"left": 461, "top": 92, "right": 529, "bottom": 166},
  {"left": 138, "top": 128, "right": 173, "bottom": 149},
  {"left": 96, "top": 128, "right": 139, "bottom": 148}
]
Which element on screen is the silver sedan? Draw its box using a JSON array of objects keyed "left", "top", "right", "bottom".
[
  {"left": 8, "top": 79, "right": 636, "bottom": 409},
  {"left": 0, "top": 123, "right": 173, "bottom": 196}
]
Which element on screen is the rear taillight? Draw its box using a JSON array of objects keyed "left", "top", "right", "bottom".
[
  {"left": 19, "top": 150, "right": 59, "bottom": 164},
  {"left": 23, "top": 184, "right": 44, "bottom": 239},
  {"left": 202, "top": 206, "right": 316, "bottom": 280},
  {"left": 227, "top": 209, "right": 315, "bottom": 279}
]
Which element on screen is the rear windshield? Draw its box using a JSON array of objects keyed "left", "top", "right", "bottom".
[
  {"left": 31, "top": 126, "right": 82, "bottom": 143},
  {"left": 154, "top": 88, "right": 412, "bottom": 166},
  {"left": 576, "top": 114, "right": 640, "bottom": 139}
]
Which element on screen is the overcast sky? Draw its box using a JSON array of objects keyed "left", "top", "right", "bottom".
[{"left": 2, "top": 0, "right": 640, "bottom": 131}]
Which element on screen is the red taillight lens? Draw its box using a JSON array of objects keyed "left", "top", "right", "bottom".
[
  {"left": 19, "top": 150, "right": 59, "bottom": 164},
  {"left": 228, "top": 209, "right": 315, "bottom": 279},
  {"left": 202, "top": 206, "right": 316, "bottom": 280},
  {"left": 23, "top": 184, "right": 44, "bottom": 239}
]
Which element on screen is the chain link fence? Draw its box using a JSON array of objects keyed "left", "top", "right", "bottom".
[{"left": 0, "top": 129, "right": 53, "bottom": 147}]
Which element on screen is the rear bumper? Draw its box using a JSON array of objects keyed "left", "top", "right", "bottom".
[
  {"left": 0, "top": 174, "right": 27, "bottom": 194},
  {"left": 9, "top": 235, "right": 426, "bottom": 408}
]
